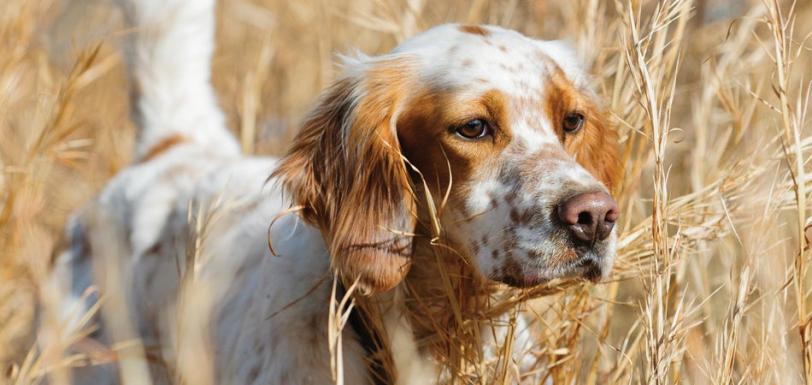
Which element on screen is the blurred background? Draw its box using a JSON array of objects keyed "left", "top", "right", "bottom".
[{"left": 3, "top": 0, "right": 812, "bottom": 383}]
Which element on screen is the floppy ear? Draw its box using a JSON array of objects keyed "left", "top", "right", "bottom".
[{"left": 273, "top": 59, "right": 417, "bottom": 294}]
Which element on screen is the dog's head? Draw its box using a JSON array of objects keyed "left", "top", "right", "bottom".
[{"left": 275, "top": 24, "right": 622, "bottom": 294}]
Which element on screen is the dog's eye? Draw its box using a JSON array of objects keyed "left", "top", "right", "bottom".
[
  {"left": 562, "top": 112, "right": 585, "bottom": 133},
  {"left": 455, "top": 119, "right": 491, "bottom": 139}
]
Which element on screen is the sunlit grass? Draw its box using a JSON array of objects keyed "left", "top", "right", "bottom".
[{"left": 2, "top": 0, "right": 812, "bottom": 383}]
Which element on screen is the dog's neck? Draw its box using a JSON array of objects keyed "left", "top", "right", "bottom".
[
  {"left": 402, "top": 225, "right": 506, "bottom": 368},
  {"left": 309, "top": 197, "right": 518, "bottom": 383},
  {"left": 353, "top": 214, "right": 515, "bottom": 383}
]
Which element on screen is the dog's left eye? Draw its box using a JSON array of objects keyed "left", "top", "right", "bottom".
[
  {"left": 562, "top": 112, "right": 585, "bottom": 133},
  {"left": 455, "top": 119, "right": 491, "bottom": 139}
]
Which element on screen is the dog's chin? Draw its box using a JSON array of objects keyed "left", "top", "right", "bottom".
[
  {"left": 498, "top": 272, "right": 551, "bottom": 288},
  {"left": 497, "top": 255, "right": 611, "bottom": 288},
  {"left": 568, "top": 258, "right": 606, "bottom": 283}
]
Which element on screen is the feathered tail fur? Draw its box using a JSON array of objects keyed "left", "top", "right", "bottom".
[{"left": 117, "top": 0, "right": 239, "bottom": 160}]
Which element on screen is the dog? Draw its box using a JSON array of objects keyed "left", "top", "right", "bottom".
[{"left": 52, "top": 0, "right": 622, "bottom": 383}]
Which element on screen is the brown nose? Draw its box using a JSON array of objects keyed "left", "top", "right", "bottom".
[{"left": 557, "top": 191, "right": 618, "bottom": 244}]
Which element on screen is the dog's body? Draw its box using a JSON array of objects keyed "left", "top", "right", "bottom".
[
  {"left": 57, "top": 154, "right": 378, "bottom": 384},
  {"left": 53, "top": 0, "right": 622, "bottom": 384}
]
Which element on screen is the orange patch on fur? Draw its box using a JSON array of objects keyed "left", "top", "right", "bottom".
[
  {"left": 545, "top": 69, "right": 623, "bottom": 193},
  {"left": 141, "top": 134, "right": 187, "bottom": 162},
  {"left": 398, "top": 88, "right": 511, "bottom": 204},
  {"left": 458, "top": 24, "right": 490, "bottom": 36}
]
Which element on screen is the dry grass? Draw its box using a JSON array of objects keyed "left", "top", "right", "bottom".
[{"left": 2, "top": 0, "right": 812, "bottom": 383}]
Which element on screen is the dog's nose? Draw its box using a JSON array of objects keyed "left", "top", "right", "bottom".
[{"left": 557, "top": 191, "right": 618, "bottom": 243}]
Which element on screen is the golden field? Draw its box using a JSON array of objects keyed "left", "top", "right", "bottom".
[{"left": 2, "top": 0, "right": 812, "bottom": 383}]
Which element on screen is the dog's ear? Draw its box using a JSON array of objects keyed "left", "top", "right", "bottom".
[{"left": 274, "top": 58, "right": 417, "bottom": 294}]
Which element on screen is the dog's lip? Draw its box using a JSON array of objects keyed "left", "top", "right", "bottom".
[
  {"left": 501, "top": 257, "right": 605, "bottom": 288},
  {"left": 501, "top": 272, "right": 548, "bottom": 288},
  {"left": 574, "top": 258, "right": 604, "bottom": 282}
]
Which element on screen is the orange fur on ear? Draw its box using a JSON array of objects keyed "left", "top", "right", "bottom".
[{"left": 273, "top": 58, "right": 417, "bottom": 294}]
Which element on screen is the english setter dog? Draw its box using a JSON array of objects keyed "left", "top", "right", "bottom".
[{"left": 53, "top": 0, "right": 622, "bottom": 383}]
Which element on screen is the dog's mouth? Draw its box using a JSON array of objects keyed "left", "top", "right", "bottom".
[
  {"left": 497, "top": 251, "right": 609, "bottom": 288},
  {"left": 569, "top": 257, "right": 605, "bottom": 282}
]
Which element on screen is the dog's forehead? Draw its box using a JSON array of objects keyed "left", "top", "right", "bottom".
[{"left": 393, "top": 24, "right": 588, "bottom": 96}]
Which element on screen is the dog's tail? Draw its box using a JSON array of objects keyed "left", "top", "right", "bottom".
[{"left": 118, "top": 0, "right": 239, "bottom": 161}]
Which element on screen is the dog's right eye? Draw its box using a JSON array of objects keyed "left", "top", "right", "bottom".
[
  {"left": 455, "top": 119, "right": 491, "bottom": 139},
  {"left": 562, "top": 112, "right": 585, "bottom": 134}
]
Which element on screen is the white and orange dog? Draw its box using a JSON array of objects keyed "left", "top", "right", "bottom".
[{"left": 54, "top": 0, "right": 622, "bottom": 383}]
